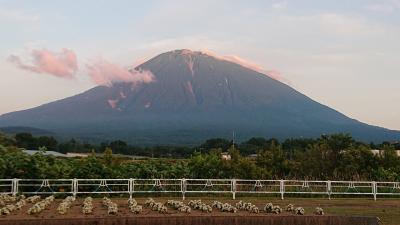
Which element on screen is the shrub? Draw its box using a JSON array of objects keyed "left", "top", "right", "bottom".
[
  {"left": 295, "top": 207, "right": 305, "bottom": 215},
  {"left": 315, "top": 207, "right": 324, "bottom": 215},
  {"left": 145, "top": 198, "right": 167, "bottom": 213},
  {"left": 166, "top": 200, "right": 190, "bottom": 214},
  {"left": 188, "top": 200, "right": 212, "bottom": 213},
  {"left": 236, "top": 201, "right": 259, "bottom": 213},
  {"left": 57, "top": 196, "right": 75, "bottom": 215},
  {"left": 264, "top": 202, "right": 274, "bottom": 213},
  {"left": 27, "top": 196, "right": 54, "bottom": 215},
  {"left": 0, "top": 194, "right": 16, "bottom": 203},
  {"left": 128, "top": 198, "right": 142, "bottom": 214},
  {"left": 26, "top": 196, "right": 41, "bottom": 204},
  {"left": 82, "top": 197, "right": 93, "bottom": 214},
  {"left": 286, "top": 204, "right": 294, "bottom": 212},
  {"left": 272, "top": 205, "right": 282, "bottom": 214},
  {"left": 102, "top": 197, "right": 118, "bottom": 215}
]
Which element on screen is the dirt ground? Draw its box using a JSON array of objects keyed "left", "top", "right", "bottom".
[{"left": 0, "top": 196, "right": 397, "bottom": 224}]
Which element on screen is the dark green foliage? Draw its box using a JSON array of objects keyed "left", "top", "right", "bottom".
[
  {"left": 0, "top": 132, "right": 399, "bottom": 181},
  {"left": 15, "top": 132, "right": 58, "bottom": 151},
  {"left": 198, "top": 138, "right": 232, "bottom": 153}
]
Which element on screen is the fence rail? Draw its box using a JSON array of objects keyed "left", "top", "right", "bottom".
[{"left": 0, "top": 179, "right": 399, "bottom": 200}]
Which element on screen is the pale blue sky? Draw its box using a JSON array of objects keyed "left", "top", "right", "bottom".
[{"left": 0, "top": 0, "right": 399, "bottom": 130}]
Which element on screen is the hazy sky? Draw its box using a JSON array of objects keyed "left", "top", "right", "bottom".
[{"left": 0, "top": 0, "right": 399, "bottom": 130}]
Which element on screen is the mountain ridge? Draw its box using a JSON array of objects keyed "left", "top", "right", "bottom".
[{"left": 0, "top": 49, "right": 398, "bottom": 144}]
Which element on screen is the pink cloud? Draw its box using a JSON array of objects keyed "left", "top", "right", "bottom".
[
  {"left": 8, "top": 48, "right": 78, "bottom": 78},
  {"left": 200, "top": 49, "right": 290, "bottom": 85},
  {"left": 264, "top": 69, "right": 283, "bottom": 81},
  {"left": 86, "top": 59, "right": 155, "bottom": 86}
]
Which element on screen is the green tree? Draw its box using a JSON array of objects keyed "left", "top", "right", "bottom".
[
  {"left": 15, "top": 133, "right": 37, "bottom": 149},
  {"left": 36, "top": 136, "right": 58, "bottom": 151}
]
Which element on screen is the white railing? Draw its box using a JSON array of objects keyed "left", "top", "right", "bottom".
[{"left": 0, "top": 179, "right": 399, "bottom": 200}]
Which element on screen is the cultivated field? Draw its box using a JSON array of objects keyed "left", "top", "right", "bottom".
[{"left": 0, "top": 195, "right": 398, "bottom": 225}]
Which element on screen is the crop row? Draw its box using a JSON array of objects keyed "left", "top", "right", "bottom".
[{"left": 0, "top": 194, "right": 325, "bottom": 216}]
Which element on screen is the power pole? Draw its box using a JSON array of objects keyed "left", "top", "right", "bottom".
[{"left": 232, "top": 130, "right": 235, "bottom": 151}]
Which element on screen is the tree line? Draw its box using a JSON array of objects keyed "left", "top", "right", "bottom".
[{"left": 0, "top": 132, "right": 399, "bottom": 181}]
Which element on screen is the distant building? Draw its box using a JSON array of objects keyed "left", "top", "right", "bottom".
[
  {"left": 370, "top": 149, "right": 382, "bottom": 156},
  {"left": 66, "top": 152, "right": 89, "bottom": 158},
  {"left": 23, "top": 150, "right": 69, "bottom": 158},
  {"left": 370, "top": 149, "right": 400, "bottom": 157},
  {"left": 220, "top": 152, "right": 231, "bottom": 160},
  {"left": 23, "top": 150, "right": 150, "bottom": 159}
]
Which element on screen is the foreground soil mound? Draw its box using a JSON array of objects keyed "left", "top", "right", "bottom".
[{"left": 0, "top": 215, "right": 378, "bottom": 225}]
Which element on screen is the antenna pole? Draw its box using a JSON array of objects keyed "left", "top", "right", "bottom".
[{"left": 232, "top": 131, "right": 235, "bottom": 151}]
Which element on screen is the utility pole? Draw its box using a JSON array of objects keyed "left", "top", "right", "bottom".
[{"left": 232, "top": 130, "right": 235, "bottom": 151}]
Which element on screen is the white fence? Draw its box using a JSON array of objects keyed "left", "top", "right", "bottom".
[{"left": 1, "top": 179, "right": 399, "bottom": 200}]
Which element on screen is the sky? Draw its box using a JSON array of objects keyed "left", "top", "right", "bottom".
[{"left": 0, "top": 0, "right": 399, "bottom": 130}]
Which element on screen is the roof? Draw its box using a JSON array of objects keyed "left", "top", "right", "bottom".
[{"left": 23, "top": 150, "right": 69, "bottom": 158}]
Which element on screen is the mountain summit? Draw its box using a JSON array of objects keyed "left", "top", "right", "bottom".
[{"left": 1, "top": 49, "right": 399, "bottom": 144}]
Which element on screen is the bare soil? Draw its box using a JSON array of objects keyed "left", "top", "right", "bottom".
[{"left": 0, "top": 197, "right": 390, "bottom": 225}]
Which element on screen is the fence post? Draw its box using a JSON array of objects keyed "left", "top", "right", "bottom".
[
  {"left": 181, "top": 179, "right": 186, "bottom": 200},
  {"left": 129, "top": 178, "right": 133, "bottom": 199},
  {"left": 12, "top": 178, "right": 18, "bottom": 196},
  {"left": 132, "top": 179, "right": 135, "bottom": 197},
  {"left": 372, "top": 181, "right": 377, "bottom": 201},
  {"left": 327, "top": 180, "right": 331, "bottom": 200},
  {"left": 280, "top": 180, "right": 284, "bottom": 200},
  {"left": 231, "top": 179, "right": 236, "bottom": 200},
  {"left": 72, "top": 178, "right": 77, "bottom": 197}
]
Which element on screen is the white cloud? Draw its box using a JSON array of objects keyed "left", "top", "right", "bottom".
[
  {"left": 272, "top": 1, "right": 288, "bottom": 10},
  {"left": 278, "top": 12, "right": 388, "bottom": 37},
  {"left": 319, "top": 13, "right": 374, "bottom": 36},
  {"left": 136, "top": 36, "right": 236, "bottom": 52},
  {"left": 366, "top": 3, "right": 394, "bottom": 13},
  {"left": 0, "top": 7, "right": 39, "bottom": 23},
  {"left": 365, "top": 0, "right": 400, "bottom": 13}
]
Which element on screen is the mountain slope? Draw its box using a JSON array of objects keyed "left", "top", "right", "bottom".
[{"left": 0, "top": 49, "right": 398, "bottom": 144}]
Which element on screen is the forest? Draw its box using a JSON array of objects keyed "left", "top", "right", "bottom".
[{"left": 0, "top": 132, "right": 399, "bottom": 181}]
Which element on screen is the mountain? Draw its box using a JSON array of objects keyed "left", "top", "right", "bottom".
[
  {"left": 0, "top": 49, "right": 399, "bottom": 145},
  {"left": 0, "top": 126, "right": 54, "bottom": 136}
]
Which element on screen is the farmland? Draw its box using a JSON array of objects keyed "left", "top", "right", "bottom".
[{"left": 1, "top": 195, "right": 398, "bottom": 225}]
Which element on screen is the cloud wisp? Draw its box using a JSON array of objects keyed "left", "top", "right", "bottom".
[
  {"left": 200, "top": 49, "right": 289, "bottom": 84},
  {"left": 7, "top": 46, "right": 284, "bottom": 86},
  {"left": 86, "top": 59, "right": 155, "bottom": 87},
  {"left": 8, "top": 48, "right": 78, "bottom": 79}
]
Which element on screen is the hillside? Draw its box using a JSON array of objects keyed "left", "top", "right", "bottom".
[{"left": 0, "top": 49, "right": 398, "bottom": 144}]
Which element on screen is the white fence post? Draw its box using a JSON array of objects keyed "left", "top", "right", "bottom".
[
  {"left": 231, "top": 179, "right": 236, "bottom": 200},
  {"left": 372, "top": 181, "right": 377, "bottom": 201},
  {"left": 280, "top": 180, "right": 284, "bottom": 200},
  {"left": 12, "top": 178, "right": 18, "bottom": 196},
  {"left": 327, "top": 180, "right": 331, "bottom": 200},
  {"left": 72, "top": 178, "right": 77, "bottom": 197},
  {"left": 181, "top": 178, "right": 186, "bottom": 200},
  {"left": 129, "top": 178, "right": 133, "bottom": 199}
]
